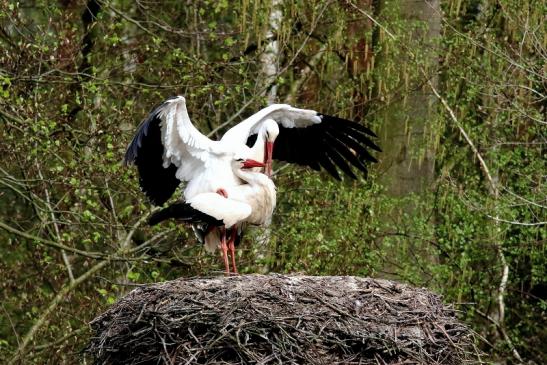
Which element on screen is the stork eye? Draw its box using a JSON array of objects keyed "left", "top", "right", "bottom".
[{"left": 236, "top": 158, "right": 244, "bottom": 162}]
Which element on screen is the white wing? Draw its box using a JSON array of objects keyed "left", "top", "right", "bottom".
[
  {"left": 220, "top": 104, "right": 380, "bottom": 181},
  {"left": 124, "top": 96, "right": 230, "bottom": 205},
  {"left": 189, "top": 193, "right": 252, "bottom": 228},
  {"left": 159, "top": 96, "right": 229, "bottom": 181},
  {"left": 220, "top": 104, "right": 322, "bottom": 146}
]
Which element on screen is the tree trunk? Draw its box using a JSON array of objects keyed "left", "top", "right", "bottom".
[
  {"left": 378, "top": 0, "right": 440, "bottom": 197},
  {"left": 375, "top": 1, "right": 441, "bottom": 276},
  {"left": 255, "top": 0, "right": 283, "bottom": 272},
  {"left": 259, "top": 0, "right": 282, "bottom": 104}
]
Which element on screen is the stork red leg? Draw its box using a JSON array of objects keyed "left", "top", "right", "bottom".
[
  {"left": 227, "top": 228, "right": 238, "bottom": 274},
  {"left": 215, "top": 188, "right": 230, "bottom": 274},
  {"left": 219, "top": 227, "right": 230, "bottom": 275}
]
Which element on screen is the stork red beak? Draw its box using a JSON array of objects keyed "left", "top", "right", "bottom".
[
  {"left": 265, "top": 141, "right": 274, "bottom": 177},
  {"left": 242, "top": 159, "right": 266, "bottom": 169}
]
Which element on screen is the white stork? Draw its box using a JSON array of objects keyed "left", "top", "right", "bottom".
[
  {"left": 124, "top": 96, "right": 379, "bottom": 270},
  {"left": 148, "top": 157, "right": 276, "bottom": 274}
]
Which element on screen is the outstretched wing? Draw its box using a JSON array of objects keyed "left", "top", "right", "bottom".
[
  {"left": 236, "top": 104, "right": 380, "bottom": 179},
  {"left": 221, "top": 104, "right": 322, "bottom": 146},
  {"left": 272, "top": 114, "right": 380, "bottom": 180},
  {"left": 124, "top": 96, "right": 224, "bottom": 205}
]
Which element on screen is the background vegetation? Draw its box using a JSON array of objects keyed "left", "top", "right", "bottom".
[{"left": 0, "top": 0, "right": 544, "bottom": 363}]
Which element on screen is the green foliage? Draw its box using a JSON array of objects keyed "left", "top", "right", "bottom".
[{"left": 0, "top": 0, "right": 544, "bottom": 363}]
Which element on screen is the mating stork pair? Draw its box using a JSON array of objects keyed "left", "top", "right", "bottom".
[{"left": 124, "top": 96, "right": 380, "bottom": 274}]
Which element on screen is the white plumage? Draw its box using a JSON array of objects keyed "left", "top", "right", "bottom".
[
  {"left": 182, "top": 158, "right": 276, "bottom": 232},
  {"left": 188, "top": 193, "right": 252, "bottom": 229},
  {"left": 148, "top": 157, "right": 276, "bottom": 273},
  {"left": 199, "top": 158, "right": 277, "bottom": 256},
  {"left": 125, "top": 95, "right": 380, "bottom": 273},
  {"left": 149, "top": 97, "right": 272, "bottom": 200},
  {"left": 220, "top": 103, "right": 321, "bottom": 146}
]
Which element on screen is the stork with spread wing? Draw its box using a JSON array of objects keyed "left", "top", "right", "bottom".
[{"left": 124, "top": 96, "right": 380, "bottom": 272}]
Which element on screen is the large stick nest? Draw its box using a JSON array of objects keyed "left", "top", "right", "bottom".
[{"left": 87, "top": 275, "right": 476, "bottom": 364}]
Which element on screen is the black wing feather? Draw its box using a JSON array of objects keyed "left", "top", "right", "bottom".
[
  {"left": 325, "top": 145, "right": 356, "bottom": 179},
  {"left": 328, "top": 129, "right": 378, "bottom": 163},
  {"left": 323, "top": 118, "right": 381, "bottom": 155},
  {"left": 266, "top": 113, "right": 380, "bottom": 179},
  {"left": 318, "top": 152, "right": 341, "bottom": 180},
  {"left": 319, "top": 153, "right": 341, "bottom": 181},
  {"left": 333, "top": 123, "right": 382, "bottom": 153},
  {"left": 149, "top": 202, "right": 224, "bottom": 226},
  {"left": 320, "top": 114, "right": 379, "bottom": 140},
  {"left": 246, "top": 134, "right": 258, "bottom": 148},
  {"left": 193, "top": 224, "right": 245, "bottom": 247},
  {"left": 324, "top": 132, "right": 367, "bottom": 173},
  {"left": 124, "top": 98, "right": 180, "bottom": 206}
]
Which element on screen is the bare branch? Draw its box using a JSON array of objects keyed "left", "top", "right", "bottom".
[
  {"left": 427, "top": 79, "right": 499, "bottom": 197},
  {"left": 34, "top": 327, "right": 87, "bottom": 351},
  {"left": 486, "top": 215, "right": 547, "bottom": 226},
  {"left": 102, "top": 1, "right": 157, "bottom": 38},
  {"left": 474, "top": 309, "right": 523, "bottom": 363},
  {"left": 8, "top": 259, "right": 110, "bottom": 365},
  {"left": 285, "top": 43, "right": 329, "bottom": 104},
  {"left": 427, "top": 79, "right": 522, "bottom": 362},
  {"left": 0, "top": 220, "right": 157, "bottom": 262},
  {"left": 346, "top": 0, "right": 396, "bottom": 40},
  {"left": 36, "top": 163, "right": 75, "bottom": 283},
  {"left": 0, "top": 220, "right": 105, "bottom": 259}
]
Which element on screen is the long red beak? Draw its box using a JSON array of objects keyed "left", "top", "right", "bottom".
[
  {"left": 265, "top": 141, "right": 274, "bottom": 176},
  {"left": 242, "top": 159, "right": 266, "bottom": 169}
]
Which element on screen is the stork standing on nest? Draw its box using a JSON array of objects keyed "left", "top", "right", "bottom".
[
  {"left": 148, "top": 157, "right": 276, "bottom": 274},
  {"left": 124, "top": 96, "right": 380, "bottom": 271}
]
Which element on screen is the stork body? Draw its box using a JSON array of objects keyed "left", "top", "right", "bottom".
[
  {"left": 225, "top": 161, "right": 276, "bottom": 226},
  {"left": 149, "top": 158, "right": 276, "bottom": 273}
]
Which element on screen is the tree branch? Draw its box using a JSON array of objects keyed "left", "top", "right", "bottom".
[
  {"left": 284, "top": 43, "right": 328, "bottom": 104},
  {"left": 35, "top": 163, "right": 75, "bottom": 283},
  {"left": 427, "top": 79, "right": 521, "bottom": 362},
  {"left": 0, "top": 220, "right": 105, "bottom": 259},
  {"left": 0, "top": 220, "right": 157, "bottom": 262},
  {"left": 346, "top": 0, "right": 396, "bottom": 40},
  {"left": 427, "top": 79, "right": 499, "bottom": 197},
  {"left": 474, "top": 309, "right": 523, "bottom": 363},
  {"left": 6, "top": 212, "right": 155, "bottom": 363},
  {"left": 8, "top": 259, "right": 109, "bottom": 365}
]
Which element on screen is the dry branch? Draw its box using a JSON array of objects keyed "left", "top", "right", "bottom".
[{"left": 87, "top": 275, "right": 476, "bottom": 364}]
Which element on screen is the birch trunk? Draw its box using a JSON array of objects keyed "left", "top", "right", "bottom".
[
  {"left": 259, "top": 0, "right": 282, "bottom": 104},
  {"left": 255, "top": 0, "right": 283, "bottom": 272}
]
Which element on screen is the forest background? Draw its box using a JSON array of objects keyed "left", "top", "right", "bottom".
[{"left": 0, "top": 0, "right": 545, "bottom": 363}]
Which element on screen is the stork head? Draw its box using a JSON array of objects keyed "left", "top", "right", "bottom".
[{"left": 262, "top": 119, "right": 279, "bottom": 177}]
